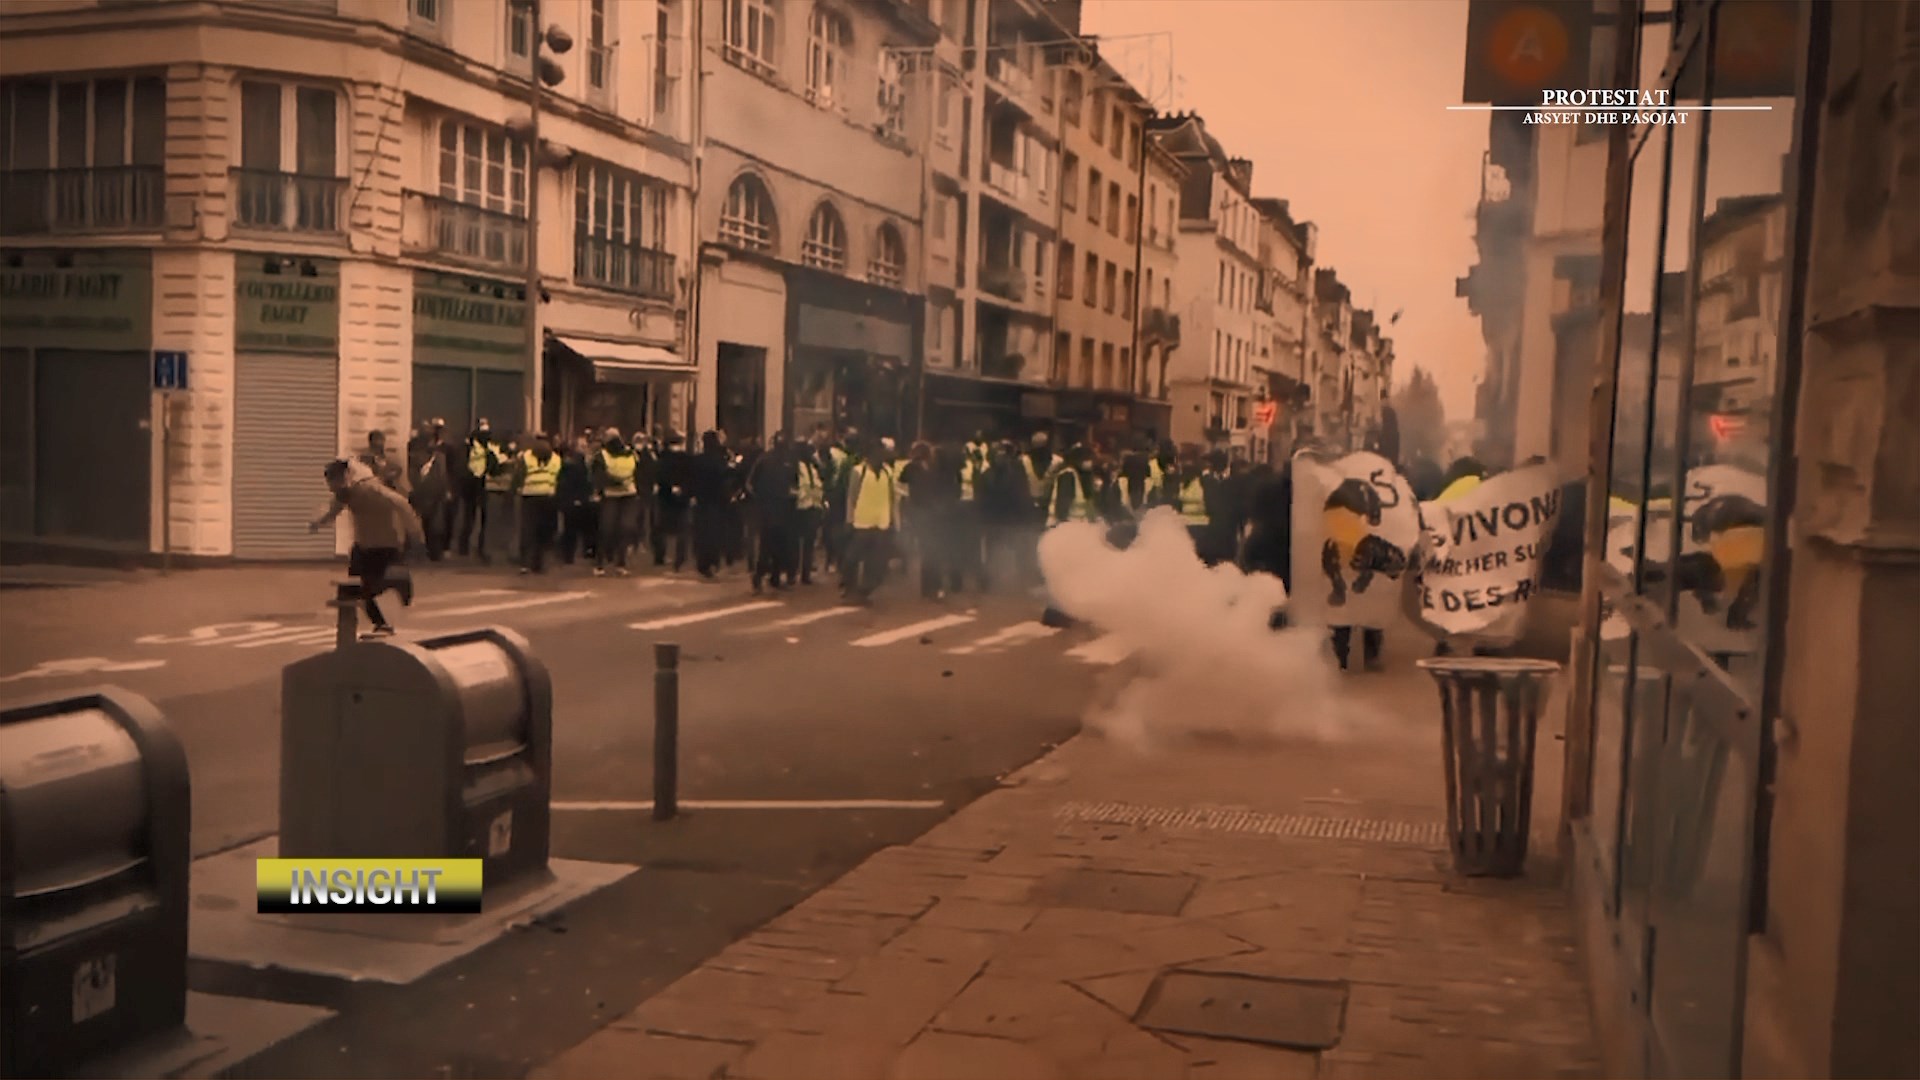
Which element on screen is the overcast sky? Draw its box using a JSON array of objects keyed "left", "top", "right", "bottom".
[{"left": 1082, "top": 0, "right": 1490, "bottom": 421}]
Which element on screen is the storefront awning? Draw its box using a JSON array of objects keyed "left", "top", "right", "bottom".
[{"left": 553, "top": 335, "right": 693, "bottom": 384}]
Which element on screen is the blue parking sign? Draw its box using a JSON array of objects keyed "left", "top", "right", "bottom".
[{"left": 153, "top": 350, "right": 189, "bottom": 391}]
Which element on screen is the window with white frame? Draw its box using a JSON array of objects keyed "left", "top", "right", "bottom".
[
  {"left": 1087, "top": 167, "right": 1102, "bottom": 224},
  {"left": 409, "top": 0, "right": 441, "bottom": 29},
  {"left": 654, "top": 3, "right": 677, "bottom": 119},
  {"left": 877, "top": 49, "right": 906, "bottom": 139},
  {"left": 1058, "top": 240, "right": 1075, "bottom": 298},
  {"left": 719, "top": 174, "right": 776, "bottom": 251},
  {"left": 574, "top": 160, "right": 671, "bottom": 295},
  {"left": 723, "top": 0, "right": 779, "bottom": 77},
  {"left": 507, "top": 2, "right": 532, "bottom": 66},
  {"left": 867, "top": 222, "right": 905, "bottom": 287},
  {"left": 802, "top": 201, "right": 847, "bottom": 271},
  {"left": 936, "top": 77, "right": 955, "bottom": 145},
  {"left": 588, "top": 0, "right": 612, "bottom": 95},
  {"left": 807, "top": 7, "right": 852, "bottom": 107},
  {"left": 437, "top": 120, "right": 527, "bottom": 215},
  {"left": 236, "top": 80, "right": 343, "bottom": 231},
  {"left": 1, "top": 76, "right": 168, "bottom": 233}
]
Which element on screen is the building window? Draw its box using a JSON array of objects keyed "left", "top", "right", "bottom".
[
  {"left": 1052, "top": 330, "right": 1070, "bottom": 383},
  {"left": 1125, "top": 193, "right": 1137, "bottom": 242},
  {"left": 1119, "top": 346, "right": 1132, "bottom": 392},
  {"left": 1217, "top": 262, "right": 1226, "bottom": 303},
  {"left": 936, "top": 77, "right": 956, "bottom": 145},
  {"left": 1058, "top": 240, "right": 1075, "bottom": 298},
  {"left": 802, "top": 201, "right": 847, "bottom": 271},
  {"left": 878, "top": 50, "right": 907, "bottom": 139},
  {"left": 1031, "top": 235, "right": 1048, "bottom": 296},
  {"left": 807, "top": 7, "right": 853, "bottom": 107},
  {"left": 573, "top": 161, "right": 670, "bottom": 296},
  {"left": 867, "top": 222, "right": 905, "bottom": 287},
  {"left": 1083, "top": 252, "right": 1098, "bottom": 308},
  {"left": 932, "top": 194, "right": 949, "bottom": 240},
  {"left": 1087, "top": 168, "right": 1102, "bottom": 224},
  {"left": 1122, "top": 269, "right": 1135, "bottom": 317},
  {"left": 438, "top": 119, "right": 526, "bottom": 215},
  {"left": 1079, "top": 337, "right": 1095, "bottom": 387},
  {"left": 1102, "top": 261, "right": 1117, "bottom": 313},
  {"left": 1061, "top": 69, "right": 1082, "bottom": 124},
  {"left": 1106, "top": 180, "right": 1121, "bottom": 236},
  {"left": 409, "top": 0, "right": 440, "bottom": 28},
  {"left": 1088, "top": 91, "right": 1105, "bottom": 142},
  {"left": 719, "top": 173, "right": 776, "bottom": 252},
  {"left": 723, "top": 0, "right": 779, "bottom": 77},
  {"left": 1100, "top": 343, "right": 1115, "bottom": 389},
  {"left": 1061, "top": 152, "right": 1079, "bottom": 211},
  {"left": 1110, "top": 105, "right": 1125, "bottom": 156},
  {"left": 507, "top": 2, "right": 532, "bottom": 65},
  {"left": 587, "top": 0, "right": 613, "bottom": 96},
  {"left": 0, "top": 76, "right": 167, "bottom": 235},
  {"left": 1127, "top": 121, "right": 1140, "bottom": 169},
  {"left": 654, "top": 4, "right": 677, "bottom": 119},
  {"left": 235, "top": 81, "right": 343, "bottom": 233}
]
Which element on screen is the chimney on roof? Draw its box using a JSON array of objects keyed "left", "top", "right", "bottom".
[{"left": 1228, "top": 158, "right": 1253, "bottom": 187}]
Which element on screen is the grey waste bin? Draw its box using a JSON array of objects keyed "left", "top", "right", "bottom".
[
  {"left": 0, "top": 687, "right": 190, "bottom": 1079},
  {"left": 280, "top": 627, "right": 552, "bottom": 889},
  {"left": 1416, "top": 657, "right": 1562, "bottom": 878}
]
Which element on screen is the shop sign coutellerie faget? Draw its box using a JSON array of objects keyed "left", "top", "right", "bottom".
[
  {"left": 236, "top": 258, "right": 341, "bottom": 354},
  {"left": 413, "top": 271, "right": 526, "bottom": 371},
  {"left": 0, "top": 251, "right": 154, "bottom": 353}
]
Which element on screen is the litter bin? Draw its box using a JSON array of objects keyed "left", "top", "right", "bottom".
[
  {"left": 0, "top": 687, "right": 190, "bottom": 1079},
  {"left": 1415, "top": 656, "right": 1562, "bottom": 878},
  {"left": 279, "top": 628, "right": 552, "bottom": 889}
]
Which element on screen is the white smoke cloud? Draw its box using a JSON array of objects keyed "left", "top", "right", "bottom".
[{"left": 1039, "top": 508, "right": 1381, "bottom": 752}]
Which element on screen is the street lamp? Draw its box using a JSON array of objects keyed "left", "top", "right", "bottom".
[{"left": 508, "top": 0, "right": 570, "bottom": 435}]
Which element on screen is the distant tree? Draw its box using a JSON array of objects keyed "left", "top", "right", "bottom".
[{"left": 1392, "top": 366, "right": 1448, "bottom": 465}]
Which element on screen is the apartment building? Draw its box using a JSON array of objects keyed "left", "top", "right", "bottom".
[
  {"left": 1047, "top": 45, "right": 1150, "bottom": 446},
  {"left": 915, "top": 0, "right": 1061, "bottom": 440},
  {"left": 1148, "top": 112, "right": 1263, "bottom": 452},
  {"left": 1134, "top": 135, "right": 1184, "bottom": 440},
  {"left": 1691, "top": 193, "right": 1786, "bottom": 473},
  {"left": 1251, "top": 196, "right": 1314, "bottom": 459},
  {"left": 1310, "top": 268, "right": 1352, "bottom": 444},
  {"left": 691, "top": 0, "right": 938, "bottom": 443},
  {"left": 0, "top": 0, "right": 696, "bottom": 561}
]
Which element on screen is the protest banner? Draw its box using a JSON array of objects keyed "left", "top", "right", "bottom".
[
  {"left": 1290, "top": 450, "right": 1421, "bottom": 631},
  {"left": 1413, "top": 462, "right": 1563, "bottom": 641},
  {"left": 1599, "top": 464, "right": 1768, "bottom": 656}
]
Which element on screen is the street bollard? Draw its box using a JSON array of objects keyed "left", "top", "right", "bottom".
[
  {"left": 653, "top": 642, "right": 679, "bottom": 821},
  {"left": 331, "top": 580, "right": 361, "bottom": 649},
  {"left": 1416, "top": 656, "right": 1563, "bottom": 878},
  {"left": 0, "top": 687, "right": 190, "bottom": 1079}
]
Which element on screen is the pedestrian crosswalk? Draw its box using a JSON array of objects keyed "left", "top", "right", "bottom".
[{"left": 623, "top": 598, "right": 1123, "bottom": 665}]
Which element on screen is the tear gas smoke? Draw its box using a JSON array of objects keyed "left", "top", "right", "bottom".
[{"left": 1038, "top": 508, "right": 1380, "bottom": 751}]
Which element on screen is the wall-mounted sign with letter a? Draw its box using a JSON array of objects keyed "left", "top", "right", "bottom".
[{"left": 1461, "top": 0, "right": 1595, "bottom": 105}]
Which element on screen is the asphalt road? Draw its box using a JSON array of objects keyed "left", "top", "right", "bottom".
[{"left": 1, "top": 560, "right": 1110, "bottom": 1078}]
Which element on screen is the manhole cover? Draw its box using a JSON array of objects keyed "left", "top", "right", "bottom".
[
  {"left": 1030, "top": 868, "right": 1196, "bottom": 916},
  {"left": 1136, "top": 971, "right": 1348, "bottom": 1049}
]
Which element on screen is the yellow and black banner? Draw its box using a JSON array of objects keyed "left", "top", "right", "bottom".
[
  {"left": 1462, "top": 0, "right": 1596, "bottom": 105},
  {"left": 257, "top": 858, "right": 485, "bottom": 914}
]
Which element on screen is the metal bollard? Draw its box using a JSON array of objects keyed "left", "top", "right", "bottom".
[
  {"left": 331, "top": 580, "right": 361, "bottom": 649},
  {"left": 653, "top": 642, "right": 679, "bottom": 821}
]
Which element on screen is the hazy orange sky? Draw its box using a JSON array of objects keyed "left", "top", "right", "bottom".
[{"left": 1082, "top": 0, "right": 1490, "bottom": 421}]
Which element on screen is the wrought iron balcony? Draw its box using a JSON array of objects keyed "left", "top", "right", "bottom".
[
  {"left": 230, "top": 169, "right": 346, "bottom": 234},
  {"left": 979, "top": 263, "right": 1028, "bottom": 303},
  {"left": 414, "top": 193, "right": 528, "bottom": 269},
  {"left": 0, "top": 166, "right": 163, "bottom": 236},
  {"left": 1142, "top": 306, "right": 1181, "bottom": 344},
  {"left": 574, "top": 234, "right": 675, "bottom": 299}
]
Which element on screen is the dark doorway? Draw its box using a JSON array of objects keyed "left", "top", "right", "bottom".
[
  {"left": 35, "top": 349, "right": 150, "bottom": 544},
  {"left": 716, "top": 343, "right": 765, "bottom": 442}
]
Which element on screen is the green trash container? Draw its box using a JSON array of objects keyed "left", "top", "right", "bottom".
[{"left": 1416, "top": 656, "right": 1562, "bottom": 878}]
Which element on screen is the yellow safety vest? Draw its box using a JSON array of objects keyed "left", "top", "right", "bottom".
[
  {"left": 1147, "top": 459, "right": 1164, "bottom": 500},
  {"left": 796, "top": 460, "right": 825, "bottom": 510},
  {"left": 600, "top": 449, "right": 638, "bottom": 496},
  {"left": 484, "top": 444, "right": 514, "bottom": 492},
  {"left": 520, "top": 450, "right": 560, "bottom": 497},
  {"left": 1437, "top": 475, "right": 1482, "bottom": 503},
  {"left": 468, "top": 442, "right": 490, "bottom": 479},
  {"left": 851, "top": 467, "right": 895, "bottom": 529},
  {"left": 1048, "top": 472, "right": 1096, "bottom": 527},
  {"left": 1022, "top": 456, "right": 1051, "bottom": 501},
  {"left": 959, "top": 458, "right": 981, "bottom": 502},
  {"left": 1177, "top": 478, "right": 1209, "bottom": 526}
]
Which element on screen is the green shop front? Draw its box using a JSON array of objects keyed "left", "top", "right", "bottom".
[
  {"left": 412, "top": 271, "right": 529, "bottom": 439},
  {"left": 231, "top": 254, "right": 342, "bottom": 559},
  {"left": 0, "top": 250, "right": 155, "bottom": 552}
]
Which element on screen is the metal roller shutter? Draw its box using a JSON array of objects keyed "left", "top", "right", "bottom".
[{"left": 232, "top": 353, "right": 339, "bottom": 559}]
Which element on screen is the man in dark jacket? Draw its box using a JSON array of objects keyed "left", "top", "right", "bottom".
[
  {"left": 554, "top": 436, "right": 595, "bottom": 565},
  {"left": 407, "top": 421, "right": 452, "bottom": 560},
  {"left": 904, "top": 442, "right": 963, "bottom": 599},
  {"left": 747, "top": 432, "right": 799, "bottom": 592},
  {"left": 980, "top": 442, "right": 1029, "bottom": 592},
  {"left": 652, "top": 433, "right": 693, "bottom": 570},
  {"left": 689, "top": 431, "right": 732, "bottom": 578}
]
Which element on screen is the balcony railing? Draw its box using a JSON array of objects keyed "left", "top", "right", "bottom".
[
  {"left": 979, "top": 263, "right": 1028, "bottom": 303},
  {"left": 416, "top": 193, "right": 528, "bottom": 269},
  {"left": 575, "top": 234, "right": 674, "bottom": 299},
  {"left": 1142, "top": 307, "right": 1181, "bottom": 344},
  {"left": 231, "top": 169, "right": 346, "bottom": 234},
  {"left": 985, "top": 162, "right": 1028, "bottom": 201},
  {"left": 0, "top": 166, "right": 163, "bottom": 235}
]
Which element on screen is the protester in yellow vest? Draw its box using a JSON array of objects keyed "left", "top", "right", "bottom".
[
  {"left": 793, "top": 443, "right": 827, "bottom": 585},
  {"left": 515, "top": 434, "right": 562, "bottom": 575},
  {"left": 841, "top": 442, "right": 898, "bottom": 603},
  {"left": 1046, "top": 448, "right": 1102, "bottom": 528},
  {"left": 592, "top": 428, "right": 641, "bottom": 576},
  {"left": 1173, "top": 459, "right": 1215, "bottom": 561}
]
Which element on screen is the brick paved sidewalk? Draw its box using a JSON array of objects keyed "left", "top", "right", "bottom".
[{"left": 535, "top": 655, "right": 1600, "bottom": 1080}]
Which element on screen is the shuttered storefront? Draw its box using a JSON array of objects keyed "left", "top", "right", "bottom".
[
  {"left": 231, "top": 256, "right": 342, "bottom": 559},
  {"left": 232, "top": 352, "right": 338, "bottom": 558}
]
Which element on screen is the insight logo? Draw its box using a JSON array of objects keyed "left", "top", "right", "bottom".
[{"left": 255, "top": 859, "right": 484, "bottom": 914}]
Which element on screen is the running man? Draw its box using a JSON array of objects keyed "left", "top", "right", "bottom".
[{"left": 311, "top": 457, "right": 425, "bottom": 636}]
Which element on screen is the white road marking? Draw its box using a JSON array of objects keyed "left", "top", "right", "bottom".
[
  {"left": 753, "top": 606, "right": 862, "bottom": 630},
  {"left": 196, "top": 624, "right": 324, "bottom": 647},
  {"left": 1067, "top": 633, "right": 1133, "bottom": 665},
  {"left": 948, "top": 621, "right": 1061, "bottom": 655},
  {"left": 417, "top": 588, "right": 521, "bottom": 604},
  {"left": 0, "top": 656, "right": 170, "bottom": 683},
  {"left": 136, "top": 621, "right": 281, "bottom": 646},
  {"left": 851, "top": 613, "right": 976, "bottom": 648},
  {"left": 416, "top": 592, "right": 592, "bottom": 618},
  {"left": 235, "top": 628, "right": 338, "bottom": 649},
  {"left": 551, "top": 799, "right": 947, "bottom": 812},
  {"left": 631, "top": 601, "right": 782, "bottom": 631}
]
